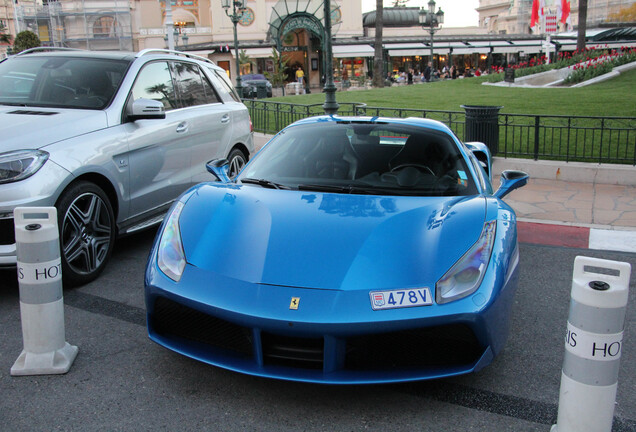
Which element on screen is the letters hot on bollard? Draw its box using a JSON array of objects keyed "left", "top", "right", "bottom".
[
  {"left": 551, "top": 256, "right": 631, "bottom": 432},
  {"left": 11, "top": 207, "right": 78, "bottom": 376}
]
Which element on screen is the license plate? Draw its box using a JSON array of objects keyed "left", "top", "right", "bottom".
[{"left": 369, "top": 288, "right": 433, "bottom": 310}]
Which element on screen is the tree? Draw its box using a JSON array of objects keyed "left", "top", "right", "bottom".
[
  {"left": 372, "top": 0, "right": 384, "bottom": 88},
  {"left": 13, "top": 31, "right": 41, "bottom": 54},
  {"left": 239, "top": 49, "right": 255, "bottom": 75},
  {"left": 265, "top": 48, "right": 289, "bottom": 95},
  {"left": 576, "top": 0, "right": 587, "bottom": 53}
]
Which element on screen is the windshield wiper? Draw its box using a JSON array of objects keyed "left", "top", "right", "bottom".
[
  {"left": 241, "top": 178, "right": 290, "bottom": 190},
  {"left": 0, "top": 102, "right": 29, "bottom": 107},
  {"left": 298, "top": 183, "right": 444, "bottom": 196},
  {"left": 297, "top": 184, "right": 375, "bottom": 195}
]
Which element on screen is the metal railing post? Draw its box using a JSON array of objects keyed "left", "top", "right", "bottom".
[{"left": 534, "top": 116, "right": 541, "bottom": 161}]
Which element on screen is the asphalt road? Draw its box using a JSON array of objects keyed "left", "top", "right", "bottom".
[{"left": 1, "top": 230, "right": 635, "bottom": 432}]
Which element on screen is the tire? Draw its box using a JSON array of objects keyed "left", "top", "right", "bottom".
[
  {"left": 56, "top": 181, "right": 116, "bottom": 287},
  {"left": 227, "top": 148, "right": 248, "bottom": 179}
]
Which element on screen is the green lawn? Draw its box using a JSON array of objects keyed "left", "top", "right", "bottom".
[{"left": 268, "top": 68, "right": 636, "bottom": 117}]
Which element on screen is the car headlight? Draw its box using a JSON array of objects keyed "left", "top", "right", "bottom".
[
  {"left": 157, "top": 201, "right": 186, "bottom": 282},
  {"left": 436, "top": 220, "right": 496, "bottom": 304},
  {"left": 0, "top": 150, "right": 49, "bottom": 184}
]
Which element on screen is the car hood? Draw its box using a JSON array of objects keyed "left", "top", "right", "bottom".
[
  {"left": 0, "top": 106, "right": 109, "bottom": 151},
  {"left": 180, "top": 184, "right": 487, "bottom": 291}
]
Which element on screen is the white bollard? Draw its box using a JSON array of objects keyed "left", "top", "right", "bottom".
[
  {"left": 551, "top": 256, "right": 631, "bottom": 432},
  {"left": 11, "top": 207, "right": 78, "bottom": 376}
]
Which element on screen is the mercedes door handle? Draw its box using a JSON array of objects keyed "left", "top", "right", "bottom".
[
  {"left": 176, "top": 122, "right": 188, "bottom": 133},
  {"left": 221, "top": 114, "right": 231, "bottom": 124}
]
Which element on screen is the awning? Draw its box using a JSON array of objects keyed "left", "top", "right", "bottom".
[
  {"left": 332, "top": 44, "right": 375, "bottom": 58},
  {"left": 387, "top": 43, "right": 429, "bottom": 56},
  {"left": 384, "top": 42, "right": 427, "bottom": 50},
  {"left": 237, "top": 47, "right": 275, "bottom": 58},
  {"left": 388, "top": 49, "right": 453, "bottom": 56}
]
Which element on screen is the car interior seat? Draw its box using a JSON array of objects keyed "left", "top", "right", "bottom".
[
  {"left": 305, "top": 129, "right": 359, "bottom": 180},
  {"left": 389, "top": 134, "right": 451, "bottom": 177}
]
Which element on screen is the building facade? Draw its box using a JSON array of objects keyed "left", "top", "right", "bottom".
[
  {"left": 476, "top": 0, "right": 636, "bottom": 35},
  {"left": 3, "top": 0, "right": 634, "bottom": 83}
]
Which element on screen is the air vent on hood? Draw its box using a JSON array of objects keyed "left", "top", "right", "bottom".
[{"left": 7, "top": 110, "right": 58, "bottom": 116}]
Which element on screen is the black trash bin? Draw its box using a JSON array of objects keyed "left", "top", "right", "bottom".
[
  {"left": 461, "top": 105, "right": 503, "bottom": 155},
  {"left": 256, "top": 82, "right": 268, "bottom": 99}
]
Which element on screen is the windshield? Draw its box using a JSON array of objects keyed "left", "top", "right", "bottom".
[
  {"left": 0, "top": 56, "right": 130, "bottom": 109},
  {"left": 238, "top": 121, "right": 478, "bottom": 197}
]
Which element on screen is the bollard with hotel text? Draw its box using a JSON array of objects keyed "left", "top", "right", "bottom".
[
  {"left": 551, "top": 256, "right": 631, "bottom": 432},
  {"left": 11, "top": 207, "right": 78, "bottom": 376}
]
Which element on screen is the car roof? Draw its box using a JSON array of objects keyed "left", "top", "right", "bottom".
[
  {"left": 289, "top": 115, "right": 454, "bottom": 135},
  {"left": 10, "top": 48, "right": 222, "bottom": 71},
  {"left": 12, "top": 49, "right": 137, "bottom": 62}
]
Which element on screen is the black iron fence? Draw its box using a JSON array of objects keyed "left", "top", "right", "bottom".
[{"left": 243, "top": 99, "right": 636, "bottom": 165}]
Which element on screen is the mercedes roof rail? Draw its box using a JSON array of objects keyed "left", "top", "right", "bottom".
[
  {"left": 14, "top": 47, "right": 83, "bottom": 56},
  {"left": 136, "top": 49, "right": 216, "bottom": 65}
]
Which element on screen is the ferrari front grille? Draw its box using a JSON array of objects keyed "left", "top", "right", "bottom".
[
  {"left": 345, "top": 324, "right": 482, "bottom": 370},
  {"left": 261, "top": 332, "right": 324, "bottom": 370},
  {"left": 152, "top": 297, "right": 254, "bottom": 357}
]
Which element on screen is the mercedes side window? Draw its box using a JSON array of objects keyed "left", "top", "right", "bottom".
[
  {"left": 131, "top": 61, "right": 178, "bottom": 110},
  {"left": 213, "top": 70, "right": 241, "bottom": 102},
  {"left": 172, "top": 62, "right": 220, "bottom": 107}
]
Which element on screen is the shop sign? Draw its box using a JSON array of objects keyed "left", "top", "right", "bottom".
[{"left": 282, "top": 16, "right": 323, "bottom": 39}]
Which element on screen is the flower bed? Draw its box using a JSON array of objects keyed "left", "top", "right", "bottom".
[
  {"left": 482, "top": 46, "right": 635, "bottom": 85},
  {"left": 563, "top": 48, "right": 636, "bottom": 84}
]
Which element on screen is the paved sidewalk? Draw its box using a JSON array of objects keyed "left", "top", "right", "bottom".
[
  {"left": 495, "top": 177, "right": 636, "bottom": 228},
  {"left": 497, "top": 177, "right": 636, "bottom": 253}
]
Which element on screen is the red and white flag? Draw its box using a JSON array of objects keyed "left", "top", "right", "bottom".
[
  {"left": 531, "top": 0, "right": 546, "bottom": 33},
  {"left": 531, "top": 0, "right": 540, "bottom": 29},
  {"left": 558, "top": 0, "right": 572, "bottom": 31}
]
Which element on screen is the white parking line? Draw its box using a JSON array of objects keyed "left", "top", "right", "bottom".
[{"left": 589, "top": 229, "right": 636, "bottom": 253}]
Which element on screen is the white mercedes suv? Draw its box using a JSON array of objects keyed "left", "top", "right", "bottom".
[{"left": 0, "top": 48, "right": 253, "bottom": 286}]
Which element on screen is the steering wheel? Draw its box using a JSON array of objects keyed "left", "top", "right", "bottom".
[{"left": 390, "top": 163, "right": 435, "bottom": 176}]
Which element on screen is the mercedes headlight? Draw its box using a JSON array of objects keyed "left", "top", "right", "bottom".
[
  {"left": 436, "top": 221, "right": 496, "bottom": 304},
  {"left": 0, "top": 150, "right": 49, "bottom": 184},
  {"left": 157, "top": 201, "right": 186, "bottom": 282}
]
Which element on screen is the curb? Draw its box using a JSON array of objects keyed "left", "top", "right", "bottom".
[{"left": 518, "top": 220, "right": 636, "bottom": 253}]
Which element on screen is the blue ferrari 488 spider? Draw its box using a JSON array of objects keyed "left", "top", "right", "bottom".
[{"left": 145, "top": 115, "right": 528, "bottom": 384}]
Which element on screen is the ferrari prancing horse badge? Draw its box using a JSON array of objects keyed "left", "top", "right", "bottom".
[{"left": 289, "top": 297, "right": 300, "bottom": 310}]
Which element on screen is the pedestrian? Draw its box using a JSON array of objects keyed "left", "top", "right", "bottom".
[
  {"left": 407, "top": 69, "right": 413, "bottom": 85},
  {"left": 424, "top": 62, "right": 432, "bottom": 82},
  {"left": 295, "top": 66, "right": 304, "bottom": 86}
]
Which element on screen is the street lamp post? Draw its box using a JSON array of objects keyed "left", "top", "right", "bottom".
[
  {"left": 164, "top": 0, "right": 175, "bottom": 51},
  {"left": 222, "top": 0, "right": 247, "bottom": 97},
  {"left": 322, "top": 0, "right": 339, "bottom": 115},
  {"left": 419, "top": 0, "right": 444, "bottom": 71}
]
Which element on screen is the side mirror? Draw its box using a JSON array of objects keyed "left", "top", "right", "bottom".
[
  {"left": 494, "top": 170, "right": 529, "bottom": 199},
  {"left": 206, "top": 158, "right": 231, "bottom": 183},
  {"left": 128, "top": 98, "right": 166, "bottom": 120}
]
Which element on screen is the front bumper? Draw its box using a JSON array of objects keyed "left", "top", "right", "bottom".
[
  {"left": 0, "top": 160, "right": 71, "bottom": 266},
  {"left": 145, "top": 253, "right": 519, "bottom": 384}
]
